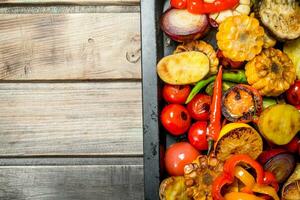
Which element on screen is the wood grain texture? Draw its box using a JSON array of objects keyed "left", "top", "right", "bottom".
[
  {"left": 0, "top": 165, "right": 143, "bottom": 200},
  {"left": 0, "top": 82, "right": 143, "bottom": 156},
  {"left": 0, "top": 13, "right": 141, "bottom": 80},
  {"left": 0, "top": 0, "right": 140, "bottom": 5}
]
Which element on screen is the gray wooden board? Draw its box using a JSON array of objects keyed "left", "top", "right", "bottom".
[
  {"left": 0, "top": 82, "right": 143, "bottom": 156},
  {"left": 0, "top": 12, "right": 140, "bottom": 80},
  {"left": 0, "top": 164, "right": 144, "bottom": 200}
]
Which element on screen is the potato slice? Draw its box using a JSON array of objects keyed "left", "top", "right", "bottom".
[
  {"left": 157, "top": 51, "right": 209, "bottom": 85},
  {"left": 215, "top": 123, "right": 263, "bottom": 161},
  {"left": 258, "top": 104, "right": 300, "bottom": 145}
]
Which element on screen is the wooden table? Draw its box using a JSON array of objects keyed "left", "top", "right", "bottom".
[{"left": 0, "top": 1, "right": 143, "bottom": 199}]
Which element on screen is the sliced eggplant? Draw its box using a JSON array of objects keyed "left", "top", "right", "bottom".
[
  {"left": 256, "top": 0, "right": 300, "bottom": 41},
  {"left": 161, "top": 9, "right": 209, "bottom": 42}
]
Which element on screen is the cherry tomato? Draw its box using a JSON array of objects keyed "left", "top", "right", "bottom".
[
  {"left": 296, "top": 105, "right": 300, "bottom": 111},
  {"left": 188, "top": 121, "right": 208, "bottom": 151},
  {"left": 165, "top": 142, "right": 200, "bottom": 176},
  {"left": 284, "top": 136, "right": 300, "bottom": 153},
  {"left": 286, "top": 80, "right": 300, "bottom": 106},
  {"left": 162, "top": 84, "right": 191, "bottom": 104},
  {"left": 187, "top": 94, "right": 211, "bottom": 121},
  {"left": 161, "top": 104, "right": 191, "bottom": 136},
  {"left": 170, "top": 0, "right": 187, "bottom": 9}
]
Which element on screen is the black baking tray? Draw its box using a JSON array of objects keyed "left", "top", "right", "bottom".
[
  {"left": 141, "top": 0, "right": 181, "bottom": 198},
  {"left": 141, "top": 1, "right": 217, "bottom": 199}
]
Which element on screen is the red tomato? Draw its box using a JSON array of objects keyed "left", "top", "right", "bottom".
[
  {"left": 170, "top": 0, "right": 187, "bottom": 9},
  {"left": 296, "top": 105, "right": 300, "bottom": 111},
  {"left": 161, "top": 104, "right": 191, "bottom": 136},
  {"left": 286, "top": 81, "right": 300, "bottom": 106},
  {"left": 165, "top": 142, "right": 200, "bottom": 176},
  {"left": 187, "top": 94, "right": 211, "bottom": 121},
  {"left": 284, "top": 136, "right": 300, "bottom": 153},
  {"left": 162, "top": 84, "right": 191, "bottom": 104},
  {"left": 188, "top": 121, "right": 208, "bottom": 151}
]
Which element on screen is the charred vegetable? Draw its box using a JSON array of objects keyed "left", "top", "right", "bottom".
[
  {"left": 282, "top": 163, "right": 300, "bottom": 200},
  {"left": 157, "top": 51, "right": 209, "bottom": 85},
  {"left": 174, "top": 40, "right": 219, "bottom": 74},
  {"left": 284, "top": 38, "right": 300, "bottom": 80},
  {"left": 256, "top": 0, "right": 300, "bottom": 41},
  {"left": 245, "top": 48, "right": 296, "bottom": 97},
  {"left": 161, "top": 9, "right": 209, "bottom": 42},
  {"left": 159, "top": 176, "right": 190, "bottom": 200},
  {"left": 216, "top": 15, "right": 264, "bottom": 62},
  {"left": 215, "top": 123, "right": 263, "bottom": 161},
  {"left": 263, "top": 153, "right": 296, "bottom": 184},
  {"left": 222, "top": 84, "right": 262, "bottom": 123},
  {"left": 258, "top": 104, "right": 300, "bottom": 145},
  {"left": 184, "top": 155, "right": 224, "bottom": 200}
]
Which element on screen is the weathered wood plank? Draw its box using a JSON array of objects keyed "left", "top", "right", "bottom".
[
  {"left": 0, "top": 82, "right": 143, "bottom": 156},
  {"left": 0, "top": 165, "right": 144, "bottom": 200},
  {"left": 0, "top": 13, "right": 141, "bottom": 80},
  {"left": 0, "top": 157, "right": 143, "bottom": 166},
  {"left": 0, "top": 0, "right": 140, "bottom": 5}
]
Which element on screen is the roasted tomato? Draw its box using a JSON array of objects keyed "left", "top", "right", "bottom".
[
  {"left": 161, "top": 104, "right": 191, "bottom": 136},
  {"left": 162, "top": 84, "right": 191, "bottom": 104},
  {"left": 222, "top": 84, "right": 263, "bottom": 123},
  {"left": 187, "top": 94, "right": 211, "bottom": 121},
  {"left": 165, "top": 142, "right": 200, "bottom": 176},
  {"left": 284, "top": 136, "right": 300, "bottom": 153},
  {"left": 286, "top": 80, "right": 300, "bottom": 106},
  {"left": 188, "top": 121, "right": 208, "bottom": 151}
]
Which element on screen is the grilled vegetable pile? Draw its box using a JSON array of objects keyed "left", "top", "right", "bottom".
[{"left": 157, "top": 0, "right": 300, "bottom": 199}]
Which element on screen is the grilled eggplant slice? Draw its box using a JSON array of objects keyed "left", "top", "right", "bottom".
[{"left": 256, "top": 0, "right": 300, "bottom": 41}]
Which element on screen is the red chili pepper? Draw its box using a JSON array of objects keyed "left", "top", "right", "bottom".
[
  {"left": 187, "top": 0, "right": 239, "bottom": 14},
  {"left": 263, "top": 171, "right": 279, "bottom": 192},
  {"left": 223, "top": 154, "right": 264, "bottom": 184},
  {"left": 207, "top": 66, "right": 222, "bottom": 154},
  {"left": 212, "top": 173, "right": 233, "bottom": 200}
]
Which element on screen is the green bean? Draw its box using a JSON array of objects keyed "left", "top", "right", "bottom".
[{"left": 185, "top": 70, "right": 247, "bottom": 104}]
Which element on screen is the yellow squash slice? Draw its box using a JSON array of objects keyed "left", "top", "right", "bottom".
[
  {"left": 258, "top": 104, "right": 300, "bottom": 145},
  {"left": 215, "top": 123, "right": 263, "bottom": 161},
  {"left": 284, "top": 38, "right": 300, "bottom": 80},
  {"left": 157, "top": 51, "right": 210, "bottom": 85}
]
